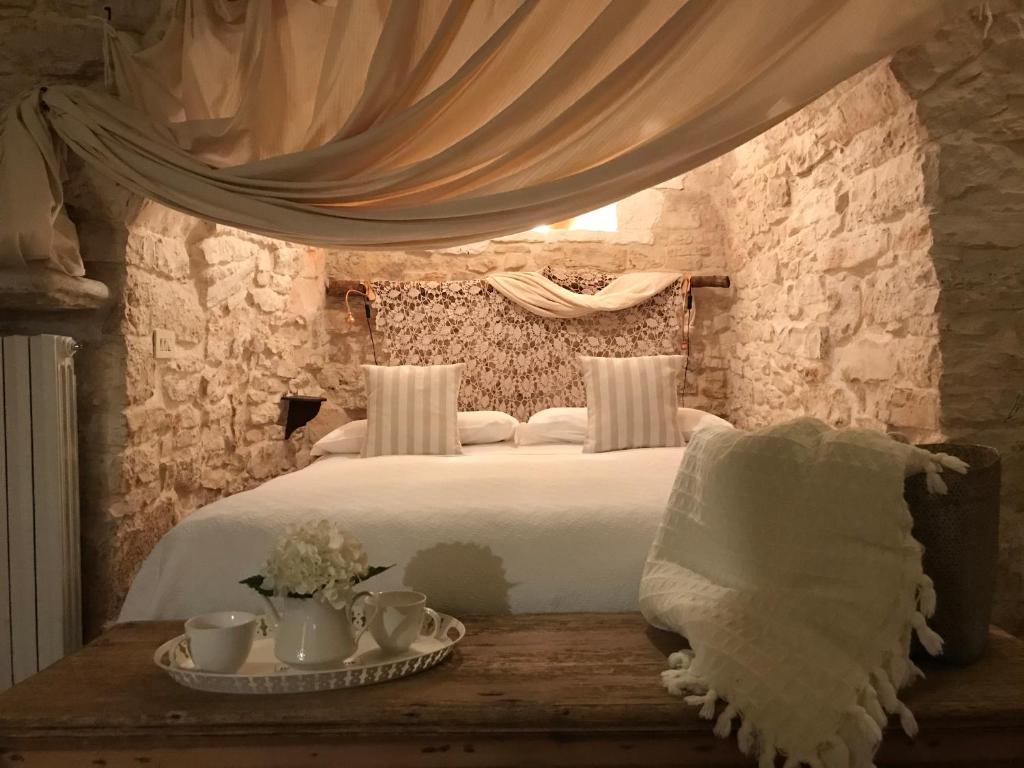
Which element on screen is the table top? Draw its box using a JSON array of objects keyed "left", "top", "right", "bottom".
[{"left": 1, "top": 613, "right": 1022, "bottom": 766}]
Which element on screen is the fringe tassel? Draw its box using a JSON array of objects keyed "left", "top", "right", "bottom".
[
  {"left": 713, "top": 704, "right": 737, "bottom": 738},
  {"left": 685, "top": 689, "right": 718, "bottom": 719},
  {"left": 864, "top": 688, "right": 888, "bottom": 729},
  {"left": 907, "top": 660, "right": 925, "bottom": 683},
  {"left": 872, "top": 668, "right": 900, "bottom": 713},
  {"left": 885, "top": 650, "right": 910, "bottom": 688},
  {"left": 737, "top": 718, "right": 756, "bottom": 755},
  {"left": 848, "top": 705, "right": 883, "bottom": 746},
  {"left": 821, "top": 737, "right": 850, "bottom": 768},
  {"left": 898, "top": 703, "right": 919, "bottom": 738},
  {"left": 861, "top": 687, "right": 887, "bottom": 728},
  {"left": 917, "top": 575, "right": 937, "bottom": 618},
  {"left": 757, "top": 745, "right": 776, "bottom": 768},
  {"left": 925, "top": 465, "right": 949, "bottom": 494},
  {"left": 668, "top": 649, "right": 693, "bottom": 670},
  {"left": 839, "top": 717, "right": 879, "bottom": 768},
  {"left": 661, "top": 668, "right": 705, "bottom": 697},
  {"left": 911, "top": 612, "right": 944, "bottom": 656}
]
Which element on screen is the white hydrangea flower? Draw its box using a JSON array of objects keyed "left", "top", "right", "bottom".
[{"left": 261, "top": 520, "right": 370, "bottom": 608}]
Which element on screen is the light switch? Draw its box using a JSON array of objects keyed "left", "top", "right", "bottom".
[{"left": 153, "top": 329, "right": 176, "bottom": 359}]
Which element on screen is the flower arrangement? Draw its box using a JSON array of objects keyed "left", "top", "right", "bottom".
[{"left": 241, "top": 520, "right": 390, "bottom": 608}]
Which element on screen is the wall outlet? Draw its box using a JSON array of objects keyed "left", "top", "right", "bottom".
[{"left": 153, "top": 329, "right": 176, "bottom": 359}]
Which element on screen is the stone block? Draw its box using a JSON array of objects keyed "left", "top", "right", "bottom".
[
  {"left": 835, "top": 66, "right": 902, "bottom": 137},
  {"left": 249, "top": 400, "right": 281, "bottom": 426},
  {"left": 162, "top": 365, "right": 202, "bottom": 403},
  {"left": 251, "top": 286, "right": 287, "bottom": 313},
  {"left": 130, "top": 202, "right": 211, "bottom": 241},
  {"left": 204, "top": 259, "right": 256, "bottom": 307},
  {"left": 886, "top": 388, "right": 940, "bottom": 430},
  {"left": 825, "top": 273, "right": 863, "bottom": 341},
  {"left": 777, "top": 323, "right": 826, "bottom": 360},
  {"left": 849, "top": 152, "right": 925, "bottom": 224},
  {"left": 127, "top": 232, "right": 191, "bottom": 280},
  {"left": 200, "top": 235, "right": 264, "bottom": 267},
  {"left": 123, "top": 267, "right": 205, "bottom": 342},
  {"left": 836, "top": 335, "right": 898, "bottom": 382},
  {"left": 937, "top": 138, "right": 1024, "bottom": 199}
]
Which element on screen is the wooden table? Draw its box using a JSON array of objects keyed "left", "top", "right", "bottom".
[{"left": 0, "top": 614, "right": 1022, "bottom": 767}]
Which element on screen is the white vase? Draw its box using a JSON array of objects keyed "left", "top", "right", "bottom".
[{"left": 261, "top": 594, "right": 369, "bottom": 668}]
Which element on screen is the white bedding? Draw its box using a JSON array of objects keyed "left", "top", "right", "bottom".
[{"left": 119, "top": 443, "right": 685, "bottom": 621}]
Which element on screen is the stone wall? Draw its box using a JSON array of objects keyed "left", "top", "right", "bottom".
[
  {"left": 0, "top": 0, "right": 170, "bottom": 634},
  {"left": 711, "top": 63, "right": 943, "bottom": 445},
  {"left": 93, "top": 207, "right": 332, "bottom": 630},
  {"left": 319, "top": 175, "right": 732, "bottom": 431},
  {"left": 693, "top": 1, "right": 1024, "bottom": 632},
  {"left": 27, "top": 159, "right": 339, "bottom": 632},
  {"left": 0, "top": 1, "right": 168, "bottom": 109},
  {"left": 891, "top": 2, "right": 1024, "bottom": 631},
  {"left": 76, "top": 181, "right": 722, "bottom": 631}
]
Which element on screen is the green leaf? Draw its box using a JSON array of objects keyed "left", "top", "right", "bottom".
[
  {"left": 242, "top": 563, "right": 394, "bottom": 596},
  {"left": 240, "top": 574, "right": 275, "bottom": 597},
  {"left": 353, "top": 564, "right": 394, "bottom": 585}
]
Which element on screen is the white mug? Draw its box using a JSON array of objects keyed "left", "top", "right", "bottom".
[
  {"left": 364, "top": 591, "right": 440, "bottom": 655},
  {"left": 184, "top": 611, "right": 257, "bottom": 673}
]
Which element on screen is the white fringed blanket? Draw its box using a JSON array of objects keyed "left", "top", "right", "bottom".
[{"left": 639, "top": 418, "right": 967, "bottom": 768}]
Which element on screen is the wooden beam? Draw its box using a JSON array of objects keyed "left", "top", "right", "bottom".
[
  {"left": 325, "top": 279, "right": 366, "bottom": 298},
  {"left": 689, "top": 275, "right": 730, "bottom": 289}
]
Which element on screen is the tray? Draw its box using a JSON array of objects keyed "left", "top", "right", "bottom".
[{"left": 154, "top": 613, "right": 465, "bottom": 694}]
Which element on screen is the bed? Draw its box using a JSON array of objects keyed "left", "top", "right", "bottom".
[{"left": 119, "top": 443, "right": 686, "bottom": 621}]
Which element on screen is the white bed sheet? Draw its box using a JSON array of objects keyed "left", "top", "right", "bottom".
[{"left": 119, "top": 443, "right": 684, "bottom": 621}]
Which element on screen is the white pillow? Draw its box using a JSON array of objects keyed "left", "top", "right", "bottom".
[
  {"left": 677, "top": 407, "right": 733, "bottom": 441},
  {"left": 457, "top": 410, "right": 519, "bottom": 445},
  {"left": 362, "top": 363, "right": 464, "bottom": 457},
  {"left": 580, "top": 355, "right": 683, "bottom": 453},
  {"left": 516, "top": 406, "right": 733, "bottom": 446},
  {"left": 312, "top": 410, "right": 518, "bottom": 456},
  {"left": 311, "top": 419, "right": 365, "bottom": 456},
  {"left": 516, "top": 407, "right": 589, "bottom": 445}
]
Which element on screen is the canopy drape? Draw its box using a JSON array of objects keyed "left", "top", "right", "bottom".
[
  {"left": 0, "top": 0, "right": 972, "bottom": 277},
  {"left": 485, "top": 271, "right": 683, "bottom": 319}
]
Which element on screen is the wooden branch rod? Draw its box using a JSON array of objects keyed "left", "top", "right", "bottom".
[
  {"left": 326, "top": 279, "right": 369, "bottom": 298},
  {"left": 327, "top": 274, "right": 730, "bottom": 296},
  {"left": 688, "top": 275, "right": 730, "bottom": 289}
]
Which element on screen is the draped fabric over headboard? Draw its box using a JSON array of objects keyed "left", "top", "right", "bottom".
[{"left": 373, "top": 270, "right": 684, "bottom": 421}]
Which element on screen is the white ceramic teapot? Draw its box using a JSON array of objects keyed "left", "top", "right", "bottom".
[{"left": 260, "top": 591, "right": 371, "bottom": 668}]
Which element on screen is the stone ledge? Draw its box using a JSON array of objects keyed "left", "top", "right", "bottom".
[{"left": 0, "top": 267, "right": 110, "bottom": 311}]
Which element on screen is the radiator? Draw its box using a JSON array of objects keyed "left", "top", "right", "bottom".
[{"left": 1, "top": 335, "right": 82, "bottom": 691}]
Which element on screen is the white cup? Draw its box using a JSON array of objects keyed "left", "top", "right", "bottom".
[
  {"left": 364, "top": 591, "right": 440, "bottom": 655},
  {"left": 184, "top": 611, "right": 257, "bottom": 673}
]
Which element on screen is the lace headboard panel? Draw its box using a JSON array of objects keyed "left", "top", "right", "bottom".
[{"left": 372, "top": 270, "right": 685, "bottom": 421}]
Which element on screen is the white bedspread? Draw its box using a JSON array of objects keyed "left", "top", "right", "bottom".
[{"left": 120, "top": 444, "right": 684, "bottom": 621}]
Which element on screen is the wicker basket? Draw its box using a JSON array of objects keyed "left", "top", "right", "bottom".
[{"left": 905, "top": 443, "right": 1001, "bottom": 665}]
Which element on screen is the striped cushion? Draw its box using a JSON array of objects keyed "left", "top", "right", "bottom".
[
  {"left": 579, "top": 355, "right": 684, "bottom": 453},
  {"left": 362, "top": 364, "right": 465, "bottom": 457}
]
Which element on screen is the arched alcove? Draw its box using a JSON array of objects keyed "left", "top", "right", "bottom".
[{"left": 0, "top": 2, "right": 1019, "bottom": 637}]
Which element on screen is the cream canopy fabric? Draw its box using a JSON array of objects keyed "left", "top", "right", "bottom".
[
  {"left": 486, "top": 271, "right": 682, "bottom": 319},
  {"left": 0, "top": 0, "right": 973, "bottom": 277}
]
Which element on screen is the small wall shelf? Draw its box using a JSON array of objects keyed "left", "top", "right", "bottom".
[{"left": 279, "top": 395, "right": 326, "bottom": 439}]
